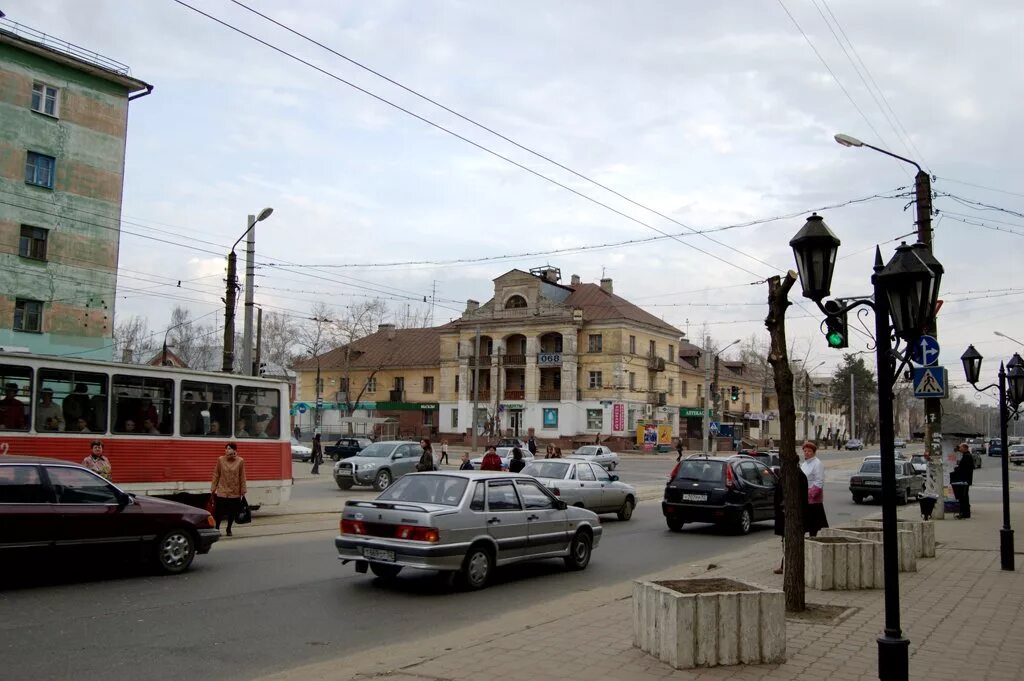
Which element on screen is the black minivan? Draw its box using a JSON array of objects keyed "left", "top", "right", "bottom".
[{"left": 662, "top": 455, "right": 777, "bottom": 535}]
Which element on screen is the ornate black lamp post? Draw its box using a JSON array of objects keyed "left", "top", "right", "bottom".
[
  {"left": 960, "top": 345, "right": 1023, "bottom": 571},
  {"left": 791, "top": 214, "right": 941, "bottom": 681}
]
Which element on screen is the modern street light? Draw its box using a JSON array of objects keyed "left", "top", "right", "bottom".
[
  {"left": 791, "top": 213, "right": 942, "bottom": 681},
  {"left": 704, "top": 338, "right": 741, "bottom": 453},
  {"left": 994, "top": 330, "right": 1024, "bottom": 348},
  {"left": 961, "top": 345, "right": 1024, "bottom": 571},
  {"left": 221, "top": 207, "right": 273, "bottom": 373}
]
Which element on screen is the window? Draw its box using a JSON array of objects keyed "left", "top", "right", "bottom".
[
  {"left": 0, "top": 364, "right": 32, "bottom": 432},
  {"left": 588, "top": 371, "right": 603, "bottom": 389},
  {"left": 682, "top": 380, "right": 688, "bottom": 397},
  {"left": 46, "top": 466, "right": 118, "bottom": 504},
  {"left": 588, "top": 334, "right": 603, "bottom": 353},
  {"left": 37, "top": 368, "right": 108, "bottom": 434},
  {"left": 516, "top": 480, "right": 557, "bottom": 509},
  {"left": 422, "top": 408, "right": 433, "bottom": 426},
  {"left": 586, "top": 408, "right": 602, "bottom": 430},
  {"left": 576, "top": 463, "right": 596, "bottom": 481},
  {"left": 450, "top": 408, "right": 458, "bottom": 429},
  {"left": 235, "top": 386, "right": 281, "bottom": 439},
  {"left": 31, "top": 82, "right": 60, "bottom": 117},
  {"left": 668, "top": 378, "right": 675, "bottom": 395},
  {"left": 470, "top": 482, "right": 485, "bottom": 511},
  {"left": 14, "top": 299, "right": 43, "bottom": 333},
  {"left": 0, "top": 465, "right": 50, "bottom": 503},
  {"left": 19, "top": 225, "right": 48, "bottom": 261},
  {"left": 25, "top": 152, "right": 56, "bottom": 189},
  {"left": 455, "top": 375, "right": 460, "bottom": 394},
  {"left": 365, "top": 377, "right": 377, "bottom": 393},
  {"left": 486, "top": 481, "right": 522, "bottom": 511},
  {"left": 649, "top": 340, "right": 656, "bottom": 356},
  {"left": 669, "top": 345, "right": 675, "bottom": 363},
  {"left": 739, "top": 461, "right": 762, "bottom": 484},
  {"left": 393, "top": 376, "right": 405, "bottom": 392},
  {"left": 378, "top": 475, "right": 468, "bottom": 506},
  {"left": 423, "top": 376, "right": 434, "bottom": 394},
  {"left": 592, "top": 464, "right": 611, "bottom": 483},
  {"left": 629, "top": 335, "right": 636, "bottom": 354},
  {"left": 115, "top": 375, "right": 174, "bottom": 435},
  {"left": 628, "top": 372, "right": 636, "bottom": 390},
  {"left": 505, "top": 295, "right": 527, "bottom": 309}
]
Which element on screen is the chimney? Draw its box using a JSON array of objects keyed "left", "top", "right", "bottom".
[
  {"left": 377, "top": 323, "right": 396, "bottom": 333},
  {"left": 600, "top": 278, "right": 613, "bottom": 294},
  {"left": 570, "top": 274, "right": 581, "bottom": 286},
  {"left": 465, "top": 299, "right": 479, "bottom": 314}
]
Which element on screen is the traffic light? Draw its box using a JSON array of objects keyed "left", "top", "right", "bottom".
[
  {"left": 730, "top": 386, "right": 739, "bottom": 401},
  {"left": 822, "top": 301, "right": 848, "bottom": 349}
]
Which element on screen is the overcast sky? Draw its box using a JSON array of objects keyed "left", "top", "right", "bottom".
[{"left": 6, "top": 0, "right": 1024, "bottom": 400}]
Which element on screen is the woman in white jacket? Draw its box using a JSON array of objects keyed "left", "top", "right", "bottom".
[{"left": 800, "top": 441, "right": 828, "bottom": 536}]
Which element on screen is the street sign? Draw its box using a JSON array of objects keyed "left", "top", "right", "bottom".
[
  {"left": 910, "top": 335, "right": 940, "bottom": 366},
  {"left": 316, "top": 397, "right": 323, "bottom": 408},
  {"left": 297, "top": 404, "right": 308, "bottom": 414},
  {"left": 912, "top": 366, "right": 948, "bottom": 398},
  {"left": 709, "top": 421, "right": 720, "bottom": 436}
]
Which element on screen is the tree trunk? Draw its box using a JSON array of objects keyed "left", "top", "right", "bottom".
[{"left": 765, "top": 272, "right": 805, "bottom": 612}]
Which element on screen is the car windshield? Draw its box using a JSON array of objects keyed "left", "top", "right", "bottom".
[
  {"left": 860, "top": 461, "right": 881, "bottom": 473},
  {"left": 357, "top": 442, "right": 398, "bottom": 458},
  {"left": 675, "top": 459, "right": 725, "bottom": 482},
  {"left": 290, "top": 437, "right": 300, "bottom": 446},
  {"left": 377, "top": 475, "right": 468, "bottom": 506},
  {"left": 1010, "top": 446, "right": 1024, "bottom": 454},
  {"left": 523, "top": 462, "right": 570, "bottom": 478},
  {"left": 575, "top": 446, "right": 600, "bottom": 456},
  {"left": 911, "top": 455, "right": 926, "bottom": 463}
]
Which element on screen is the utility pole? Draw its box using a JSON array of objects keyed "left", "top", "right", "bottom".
[
  {"left": 254, "top": 307, "right": 263, "bottom": 376},
  {"left": 850, "top": 372, "right": 856, "bottom": 440},
  {"left": 702, "top": 336, "right": 711, "bottom": 454},
  {"left": 712, "top": 353, "right": 721, "bottom": 449},
  {"left": 221, "top": 249, "right": 239, "bottom": 373},
  {"left": 803, "top": 372, "right": 811, "bottom": 441},
  {"left": 241, "top": 216, "right": 256, "bottom": 377},
  {"left": 471, "top": 327, "right": 481, "bottom": 453}
]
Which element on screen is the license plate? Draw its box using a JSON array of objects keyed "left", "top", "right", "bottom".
[
  {"left": 681, "top": 493, "right": 707, "bottom": 502},
  {"left": 337, "top": 469, "right": 353, "bottom": 477},
  {"left": 864, "top": 481, "right": 881, "bottom": 486},
  {"left": 362, "top": 547, "right": 395, "bottom": 562}
]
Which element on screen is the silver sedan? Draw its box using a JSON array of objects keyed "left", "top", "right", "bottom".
[
  {"left": 335, "top": 471, "right": 602, "bottom": 590},
  {"left": 522, "top": 459, "right": 637, "bottom": 520},
  {"left": 569, "top": 445, "right": 620, "bottom": 470}
]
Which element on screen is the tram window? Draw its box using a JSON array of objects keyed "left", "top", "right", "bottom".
[
  {"left": 37, "top": 369, "right": 108, "bottom": 434},
  {"left": 111, "top": 375, "right": 174, "bottom": 435},
  {"left": 0, "top": 364, "right": 32, "bottom": 432},
  {"left": 234, "top": 386, "right": 281, "bottom": 439},
  {"left": 181, "top": 380, "right": 232, "bottom": 437}
]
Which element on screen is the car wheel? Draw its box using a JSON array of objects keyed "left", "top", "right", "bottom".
[
  {"left": 852, "top": 493, "right": 864, "bottom": 504},
  {"left": 373, "top": 469, "right": 392, "bottom": 492},
  {"left": 459, "top": 545, "right": 493, "bottom": 590},
  {"left": 564, "top": 531, "right": 592, "bottom": 571},
  {"left": 734, "top": 507, "right": 752, "bottom": 535},
  {"left": 666, "top": 516, "right": 685, "bottom": 532},
  {"left": 336, "top": 479, "right": 353, "bottom": 490},
  {"left": 154, "top": 528, "right": 196, "bottom": 575},
  {"left": 617, "top": 497, "right": 635, "bottom": 521},
  {"left": 369, "top": 563, "right": 402, "bottom": 580}
]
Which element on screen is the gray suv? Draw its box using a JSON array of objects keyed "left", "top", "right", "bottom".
[{"left": 334, "top": 441, "right": 423, "bottom": 491}]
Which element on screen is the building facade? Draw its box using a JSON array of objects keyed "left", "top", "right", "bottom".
[{"left": 0, "top": 20, "right": 151, "bottom": 358}]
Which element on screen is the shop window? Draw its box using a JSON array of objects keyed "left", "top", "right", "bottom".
[
  {"left": 180, "top": 380, "right": 231, "bottom": 437},
  {"left": 422, "top": 409, "right": 433, "bottom": 426},
  {"left": 0, "top": 364, "right": 32, "bottom": 432},
  {"left": 586, "top": 408, "right": 603, "bottom": 430},
  {"left": 37, "top": 368, "right": 108, "bottom": 434},
  {"left": 112, "top": 375, "right": 173, "bottom": 435},
  {"left": 450, "top": 408, "right": 458, "bottom": 429},
  {"left": 235, "top": 386, "right": 281, "bottom": 439}
]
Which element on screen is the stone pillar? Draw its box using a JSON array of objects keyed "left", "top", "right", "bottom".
[{"left": 524, "top": 336, "right": 539, "bottom": 402}]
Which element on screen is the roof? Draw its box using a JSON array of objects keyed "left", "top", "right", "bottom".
[
  {"left": 0, "top": 455, "right": 78, "bottom": 465},
  {"left": 293, "top": 327, "right": 442, "bottom": 372},
  {"left": 564, "top": 283, "right": 682, "bottom": 336}
]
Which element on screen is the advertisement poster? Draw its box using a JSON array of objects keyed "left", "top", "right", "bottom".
[
  {"left": 542, "top": 408, "right": 558, "bottom": 428},
  {"left": 612, "top": 403, "right": 625, "bottom": 431},
  {"left": 657, "top": 424, "right": 673, "bottom": 445}
]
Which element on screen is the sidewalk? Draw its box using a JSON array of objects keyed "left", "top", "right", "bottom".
[{"left": 257, "top": 502, "right": 1024, "bottom": 681}]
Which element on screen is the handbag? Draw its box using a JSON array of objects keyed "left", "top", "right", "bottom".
[
  {"left": 808, "top": 486, "right": 824, "bottom": 505},
  {"left": 235, "top": 497, "right": 252, "bottom": 525},
  {"left": 205, "top": 494, "right": 216, "bottom": 515}
]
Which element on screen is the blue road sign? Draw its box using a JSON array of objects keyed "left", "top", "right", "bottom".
[
  {"left": 709, "top": 421, "right": 720, "bottom": 435},
  {"left": 297, "top": 403, "right": 308, "bottom": 414},
  {"left": 912, "top": 366, "right": 948, "bottom": 398},
  {"left": 911, "top": 335, "right": 940, "bottom": 366}
]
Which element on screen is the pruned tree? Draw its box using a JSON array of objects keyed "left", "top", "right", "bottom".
[
  {"left": 113, "top": 315, "right": 156, "bottom": 363},
  {"left": 765, "top": 270, "right": 805, "bottom": 612}
]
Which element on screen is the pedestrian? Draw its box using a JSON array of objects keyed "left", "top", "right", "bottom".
[
  {"left": 509, "top": 447, "right": 526, "bottom": 473},
  {"left": 800, "top": 440, "right": 828, "bottom": 536},
  {"left": 526, "top": 428, "right": 538, "bottom": 457},
  {"left": 459, "top": 452, "right": 474, "bottom": 470},
  {"left": 772, "top": 465, "right": 808, "bottom": 574},
  {"left": 211, "top": 442, "right": 247, "bottom": 536},
  {"left": 417, "top": 438, "right": 435, "bottom": 472},
  {"left": 480, "top": 445, "right": 503, "bottom": 471},
  {"left": 952, "top": 443, "right": 974, "bottom": 519},
  {"left": 440, "top": 439, "right": 449, "bottom": 465},
  {"left": 310, "top": 433, "right": 323, "bottom": 474},
  {"left": 82, "top": 440, "right": 111, "bottom": 480},
  {"left": 293, "top": 425, "right": 301, "bottom": 441},
  {"left": 545, "top": 443, "right": 555, "bottom": 459},
  {"left": 552, "top": 446, "right": 563, "bottom": 459},
  {"left": 675, "top": 440, "right": 684, "bottom": 462}
]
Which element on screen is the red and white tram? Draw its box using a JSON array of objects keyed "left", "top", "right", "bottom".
[{"left": 0, "top": 351, "right": 291, "bottom": 507}]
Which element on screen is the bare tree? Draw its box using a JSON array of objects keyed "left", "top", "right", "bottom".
[
  {"left": 259, "top": 311, "right": 299, "bottom": 369},
  {"left": 113, "top": 315, "right": 156, "bottom": 363},
  {"left": 166, "top": 306, "right": 221, "bottom": 371}
]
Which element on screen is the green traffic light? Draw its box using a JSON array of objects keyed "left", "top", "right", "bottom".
[{"left": 827, "top": 331, "right": 845, "bottom": 347}]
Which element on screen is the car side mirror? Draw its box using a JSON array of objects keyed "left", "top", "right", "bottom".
[
  {"left": 609, "top": 474, "right": 619, "bottom": 482},
  {"left": 555, "top": 500, "right": 568, "bottom": 510},
  {"left": 115, "top": 490, "right": 132, "bottom": 508}
]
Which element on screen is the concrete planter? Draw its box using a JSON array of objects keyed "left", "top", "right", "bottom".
[
  {"left": 819, "top": 526, "right": 917, "bottom": 572},
  {"left": 632, "top": 578, "right": 785, "bottom": 669},
  {"left": 804, "top": 536, "right": 883, "bottom": 590},
  {"left": 859, "top": 517, "right": 935, "bottom": 558}
]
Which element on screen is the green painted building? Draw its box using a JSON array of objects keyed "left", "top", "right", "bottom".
[{"left": 0, "top": 20, "right": 151, "bottom": 359}]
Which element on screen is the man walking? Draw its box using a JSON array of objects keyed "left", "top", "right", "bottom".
[
  {"left": 310, "top": 433, "right": 323, "bottom": 475},
  {"left": 526, "top": 427, "right": 538, "bottom": 457}
]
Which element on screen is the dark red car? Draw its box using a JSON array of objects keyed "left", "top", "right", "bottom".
[{"left": 0, "top": 455, "right": 219, "bottom": 574}]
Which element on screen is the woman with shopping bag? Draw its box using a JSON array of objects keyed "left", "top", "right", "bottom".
[{"left": 800, "top": 440, "right": 828, "bottom": 537}]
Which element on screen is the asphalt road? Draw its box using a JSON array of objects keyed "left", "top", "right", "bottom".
[{"left": 1, "top": 479, "right": 881, "bottom": 681}]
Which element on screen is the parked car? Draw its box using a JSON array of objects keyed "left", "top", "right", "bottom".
[
  {"left": 568, "top": 445, "right": 620, "bottom": 470},
  {"left": 662, "top": 455, "right": 778, "bottom": 535},
  {"left": 989, "top": 439, "right": 1003, "bottom": 457},
  {"left": 910, "top": 454, "right": 928, "bottom": 475},
  {"left": 333, "top": 441, "right": 424, "bottom": 491},
  {"left": 845, "top": 438, "right": 865, "bottom": 451},
  {"left": 738, "top": 450, "right": 780, "bottom": 470},
  {"left": 335, "top": 471, "right": 602, "bottom": 589},
  {"left": 0, "top": 455, "right": 219, "bottom": 574},
  {"left": 849, "top": 459, "right": 924, "bottom": 505},
  {"left": 522, "top": 459, "right": 637, "bottom": 520},
  {"left": 325, "top": 437, "right": 373, "bottom": 462},
  {"left": 470, "top": 447, "right": 535, "bottom": 469},
  {"left": 1009, "top": 444, "right": 1024, "bottom": 466},
  {"left": 967, "top": 442, "right": 984, "bottom": 468},
  {"left": 290, "top": 437, "right": 313, "bottom": 462},
  {"left": 893, "top": 438, "right": 906, "bottom": 449}
]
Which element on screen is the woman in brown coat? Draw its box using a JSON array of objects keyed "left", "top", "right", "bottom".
[{"left": 211, "top": 442, "right": 247, "bottom": 536}]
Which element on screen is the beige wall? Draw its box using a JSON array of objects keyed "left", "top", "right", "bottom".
[{"left": 295, "top": 366, "right": 439, "bottom": 403}]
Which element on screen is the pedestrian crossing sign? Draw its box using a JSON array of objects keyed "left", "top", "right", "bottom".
[{"left": 912, "top": 366, "right": 948, "bottom": 399}]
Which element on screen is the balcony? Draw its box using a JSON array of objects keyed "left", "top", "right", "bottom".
[
  {"left": 471, "top": 389, "right": 491, "bottom": 402},
  {"left": 502, "top": 354, "right": 526, "bottom": 367},
  {"left": 503, "top": 390, "right": 525, "bottom": 400},
  {"left": 468, "top": 355, "right": 492, "bottom": 367},
  {"left": 538, "top": 389, "right": 561, "bottom": 401},
  {"left": 647, "top": 355, "right": 666, "bottom": 372},
  {"left": 647, "top": 391, "right": 667, "bottom": 406}
]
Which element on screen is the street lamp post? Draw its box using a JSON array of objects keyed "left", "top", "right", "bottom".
[
  {"left": 960, "top": 345, "right": 1023, "bottom": 571},
  {"left": 222, "top": 207, "right": 273, "bottom": 373},
  {"left": 994, "top": 330, "right": 1024, "bottom": 348},
  {"left": 791, "top": 214, "right": 942, "bottom": 681},
  {"left": 704, "top": 338, "right": 741, "bottom": 453}
]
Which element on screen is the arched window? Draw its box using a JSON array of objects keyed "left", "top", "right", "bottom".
[{"left": 505, "top": 295, "right": 527, "bottom": 309}]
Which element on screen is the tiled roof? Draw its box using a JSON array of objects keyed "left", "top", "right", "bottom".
[
  {"left": 564, "top": 283, "right": 683, "bottom": 336},
  {"left": 292, "top": 328, "right": 442, "bottom": 371}
]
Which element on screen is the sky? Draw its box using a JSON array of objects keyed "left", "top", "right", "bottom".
[{"left": 4, "top": 0, "right": 1024, "bottom": 402}]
